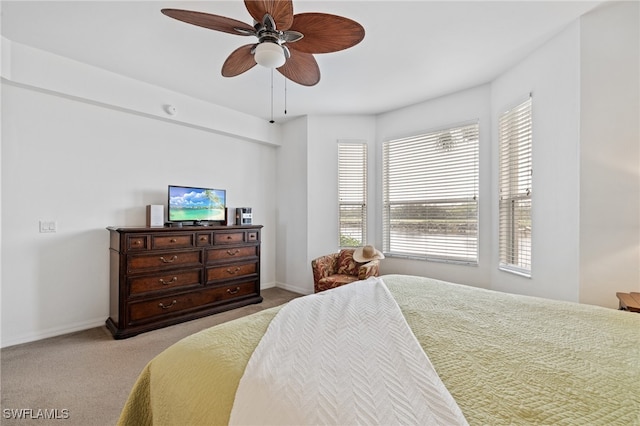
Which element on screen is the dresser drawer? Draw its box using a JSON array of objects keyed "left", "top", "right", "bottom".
[
  {"left": 127, "top": 250, "right": 202, "bottom": 273},
  {"left": 128, "top": 269, "right": 202, "bottom": 296},
  {"left": 206, "top": 262, "right": 257, "bottom": 282},
  {"left": 196, "top": 233, "right": 212, "bottom": 246},
  {"left": 219, "top": 281, "right": 258, "bottom": 301},
  {"left": 152, "top": 234, "right": 195, "bottom": 250},
  {"left": 128, "top": 281, "right": 258, "bottom": 324},
  {"left": 127, "top": 235, "right": 148, "bottom": 251},
  {"left": 206, "top": 246, "right": 258, "bottom": 263},
  {"left": 214, "top": 232, "right": 244, "bottom": 245}
]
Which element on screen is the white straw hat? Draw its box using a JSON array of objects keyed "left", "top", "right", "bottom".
[{"left": 353, "top": 245, "right": 385, "bottom": 262}]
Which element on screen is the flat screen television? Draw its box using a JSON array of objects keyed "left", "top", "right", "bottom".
[{"left": 168, "top": 185, "right": 226, "bottom": 223}]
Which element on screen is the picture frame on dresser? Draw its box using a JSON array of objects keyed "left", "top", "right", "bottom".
[{"left": 106, "top": 225, "right": 263, "bottom": 339}]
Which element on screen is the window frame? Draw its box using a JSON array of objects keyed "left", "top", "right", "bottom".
[
  {"left": 498, "top": 96, "right": 533, "bottom": 277},
  {"left": 382, "top": 121, "right": 480, "bottom": 264},
  {"left": 338, "top": 140, "right": 368, "bottom": 248}
]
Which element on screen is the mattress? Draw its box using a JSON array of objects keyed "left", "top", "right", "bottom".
[{"left": 118, "top": 274, "right": 640, "bottom": 425}]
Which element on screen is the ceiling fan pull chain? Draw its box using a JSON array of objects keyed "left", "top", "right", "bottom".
[{"left": 284, "top": 78, "right": 287, "bottom": 116}]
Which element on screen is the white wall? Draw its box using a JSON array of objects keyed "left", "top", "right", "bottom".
[
  {"left": 579, "top": 1, "right": 640, "bottom": 306},
  {"left": 276, "top": 114, "right": 376, "bottom": 295},
  {"left": 1, "top": 42, "right": 279, "bottom": 347},
  {"left": 275, "top": 116, "right": 309, "bottom": 294},
  {"left": 275, "top": 0, "right": 638, "bottom": 304},
  {"left": 369, "top": 2, "right": 634, "bottom": 306},
  {"left": 490, "top": 22, "right": 582, "bottom": 302}
]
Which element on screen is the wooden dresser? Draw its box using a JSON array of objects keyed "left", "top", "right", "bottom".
[{"left": 106, "top": 225, "right": 263, "bottom": 339}]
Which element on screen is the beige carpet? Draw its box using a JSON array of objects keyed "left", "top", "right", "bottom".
[{"left": 0, "top": 287, "right": 302, "bottom": 426}]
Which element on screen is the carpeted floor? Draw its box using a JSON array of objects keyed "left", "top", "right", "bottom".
[{"left": 0, "top": 287, "right": 302, "bottom": 426}]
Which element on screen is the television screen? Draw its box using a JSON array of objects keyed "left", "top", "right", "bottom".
[{"left": 168, "top": 185, "right": 226, "bottom": 223}]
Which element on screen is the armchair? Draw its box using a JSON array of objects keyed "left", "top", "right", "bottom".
[{"left": 311, "top": 248, "right": 381, "bottom": 293}]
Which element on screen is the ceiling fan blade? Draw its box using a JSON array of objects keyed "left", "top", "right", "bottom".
[
  {"left": 244, "top": 0, "right": 294, "bottom": 30},
  {"left": 277, "top": 49, "right": 320, "bottom": 86},
  {"left": 288, "top": 13, "right": 365, "bottom": 54},
  {"left": 161, "top": 9, "right": 256, "bottom": 36},
  {"left": 222, "top": 44, "right": 258, "bottom": 77}
]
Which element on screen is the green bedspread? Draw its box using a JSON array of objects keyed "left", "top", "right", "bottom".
[{"left": 118, "top": 274, "right": 640, "bottom": 425}]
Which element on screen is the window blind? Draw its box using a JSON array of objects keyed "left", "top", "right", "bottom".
[
  {"left": 338, "top": 142, "right": 367, "bottom": 247},
  {"left": 382, "top": 122, "right": 479, "bottom": 263},
  {"left": 498, "top": 97, "right": 532, "bottom": 276}
]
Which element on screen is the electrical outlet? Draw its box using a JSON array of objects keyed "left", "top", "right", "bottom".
[{"left": 39, "top": 220, "right": 57, "bottom": 233}]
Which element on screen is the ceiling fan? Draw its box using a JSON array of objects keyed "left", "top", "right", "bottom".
[{"left": 161, "top": 0, "right": 365, "bottom": 86}]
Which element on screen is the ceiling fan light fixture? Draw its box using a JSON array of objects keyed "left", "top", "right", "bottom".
[{"left": 254, "top": 42, "right": 286, "bottom": 68}]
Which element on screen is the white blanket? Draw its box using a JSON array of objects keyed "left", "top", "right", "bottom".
[{"left": 229, "top": 277, "right": 468, "bottom": 426}]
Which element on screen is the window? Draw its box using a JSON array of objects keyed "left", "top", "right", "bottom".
[
  {"left": 338, "top": 142, "right": 367, "bottom": 247},
  {"left": 382, "top": 122, "right": 479, "bottom": 263},
  {"left": 498, "top": 97, "right": 532, "bottom": 276}
]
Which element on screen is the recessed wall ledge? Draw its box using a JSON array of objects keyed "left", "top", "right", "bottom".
[{"left": 1, "top": 37, "right": 281, "bottom": 146}]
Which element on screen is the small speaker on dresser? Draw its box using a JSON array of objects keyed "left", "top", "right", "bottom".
[
  {"left": 236, "top": 207, "right": 253, "bottom": 225},
  {"left": 146, "top": 205, "right": 164, "bottom": 227},
  {"left": 225, "top": 207, "right": 236, "bottom": 226}
]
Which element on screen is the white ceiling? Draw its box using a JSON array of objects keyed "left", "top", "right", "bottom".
[{"left": 1, "top": 1, "right": 604, "bottom": 123}]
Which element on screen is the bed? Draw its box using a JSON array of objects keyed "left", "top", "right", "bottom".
[{"left": 118, "top": 274, "right": 640, "bottom": 425}]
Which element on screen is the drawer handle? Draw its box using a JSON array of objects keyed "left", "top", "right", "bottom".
[
  {"left": 200, "top": 236, "right": 207, "bottom": 241},
  {"left": 159, "top": 255, "right": 178, "bottom": 263},
  {"left": 227, "top": 287, "right": 241, "bottom": 295},
  {"left": 170, "top": 238, "right": 177, "bottom": 243},
  {"left": 133, "top": 240, "right": 141, "bottom": 245},
  {"left": 226, "top": 235, "right": 233, "bottom": 240},
  {"left": 159, "top": 276, "right": 178, "bottom": 285},
  {"left": 226, "top": 249, "right": 240, "bottom": 256},
  {"left": 226, "top": 267, "right": 241, "bottom": 275},
  {"left": 158, "top": 300, "right": 177, "bottom": 310}
]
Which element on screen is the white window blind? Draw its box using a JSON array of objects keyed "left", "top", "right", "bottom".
[
  {"left": 338, "top": 142, "right": 367, "bottom": 247},
  {"left": 499, "top": 97, "right": 532, "bottom": 276},
  {"left": 382, "top": 122, "right": 479, "bottom": 263}
]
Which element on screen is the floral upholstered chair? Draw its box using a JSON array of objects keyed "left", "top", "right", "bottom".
[{"left": 311, "top": 246, "right": 384, "bottom": 293}]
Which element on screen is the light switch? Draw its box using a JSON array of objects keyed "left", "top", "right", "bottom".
[{"left": 39, "top": 220, "right": 57, "bottom": 233}]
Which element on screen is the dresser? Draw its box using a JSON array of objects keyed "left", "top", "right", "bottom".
[{"left": 106, "top": 225, "right": 263, "bottom": 339}]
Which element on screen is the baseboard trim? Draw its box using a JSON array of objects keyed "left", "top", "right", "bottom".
[
  {"left": 275, "top": 281, "right": 313, "bottom": 295},
  {"left": 1, "top": 318, "right": 107, "bottom": 348},
  {"left": 260, "top": 281, "right": 276, "bottom": 289}
]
